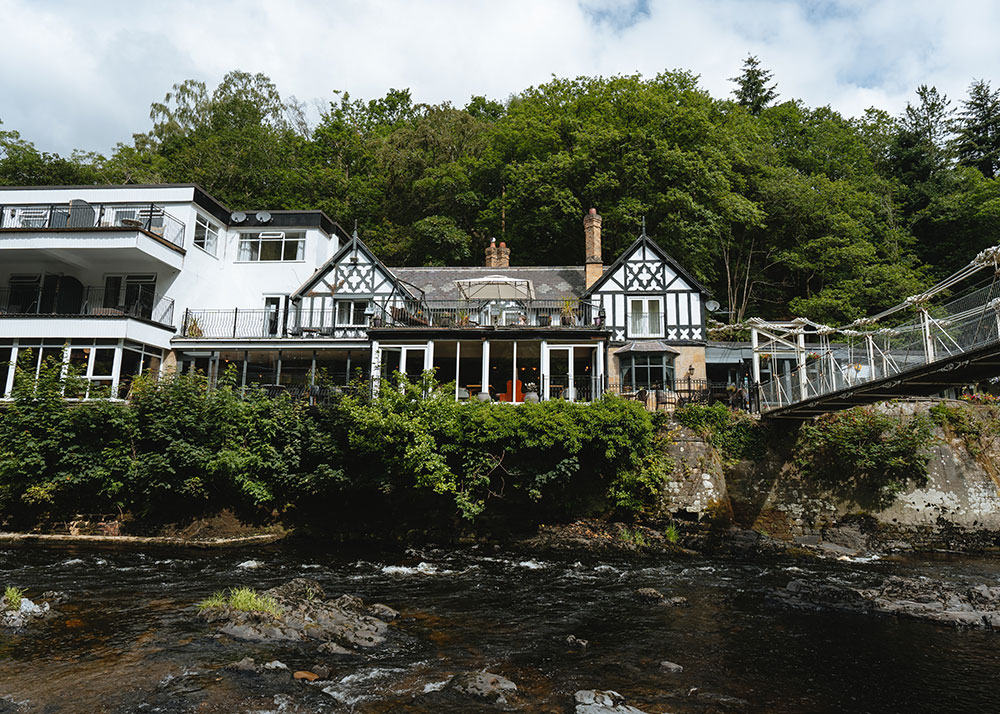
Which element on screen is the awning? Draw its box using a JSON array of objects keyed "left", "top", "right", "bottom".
[
  {"left": 615, "top": 340, "right": 681, "bottom": 355},
  {"left": 455, "top": 275, "right": 534, "bottom": 300}
]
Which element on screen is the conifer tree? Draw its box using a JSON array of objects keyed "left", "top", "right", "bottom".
[
  {"left": 730, "top": 54, "right": 778, "bottom": 115},
  {"left": 953, "top": 79, "right": 1000, "bottom": 178}
]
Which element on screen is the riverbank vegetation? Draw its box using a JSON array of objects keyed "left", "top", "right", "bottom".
[
  {"left": 198, "top": 588, "right": 283, "bottom": 617},
  {"left": 0, "top": 357, "right": 668, "bottom": 534}
]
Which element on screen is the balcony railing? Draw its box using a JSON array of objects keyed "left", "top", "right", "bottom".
[
  {"left": 0, "top": 285, "right": 174, "bottom": 326},
  {"left": 0, "top": 201, "right": 186, "bottom": 249},
  {"left": 372, "top": 298, "right": 599, "bottom": 329},
  {"left": 607, "top": 379, "right": 760, "bottom": 413},
  {"left": 180, "top": 308, "right": 368, "bottom": 339}
]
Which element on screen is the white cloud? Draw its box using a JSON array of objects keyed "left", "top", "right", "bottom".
[{"left": 2, "top": 0, "right": 999, "bottom": 155}]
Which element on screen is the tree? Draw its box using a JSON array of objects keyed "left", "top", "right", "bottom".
[
  {"left": 730, "top": 55, "right": 778, "bottom": 115},
  {"left": 953, "top": 79, "right": 1000, "bottom": 178}
]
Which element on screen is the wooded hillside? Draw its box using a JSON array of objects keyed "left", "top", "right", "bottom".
[{"left": 4, "top": 58, "right": 999, "bottom": 324}]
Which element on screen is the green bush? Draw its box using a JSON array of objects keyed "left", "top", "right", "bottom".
[
  {"left": 793, "top": 406, "right": 933, "bottom": 510},
  {"left": 673, "top": 402, "right": 767, "bottom": 461},
  {"left": 0, "top": 367, "right": 670, "bottom": 530}
]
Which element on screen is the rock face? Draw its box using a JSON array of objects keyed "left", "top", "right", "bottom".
[
  {"left": 770, "top": 576, "right": 1000, "bottom": 629},
  {"left": 200, "top": 578, "right": 397, "bottom": 649},
  {"left": 574, "top": 690, "right": 653, "bottom": 714},
  {"left": 661, "top": 425, "right": 729, "bottom": 519}
]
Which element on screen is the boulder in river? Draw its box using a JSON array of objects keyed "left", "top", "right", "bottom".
[
  {"left": 770, "top": 575, "right": 1000, "bottom": 629},
  {"left": 445, "top": 671, "right": 518, "bottom": 705},
  {"left": 574, "top": 690, "right": 653, "bottom": 714},
  {"left": 1, "top": 591, "right": 57, "bottom": 630},
  {"left": 199, "top": 578, "right": 397, "bottom": 648}
]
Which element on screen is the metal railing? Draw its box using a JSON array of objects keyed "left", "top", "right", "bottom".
[
  {"left": 607, "top": 379, "right": 760, "bottom": 413},
  {"left": 371, "top": 298, "right": 599, "bottom": 329},
  {"left": 0, "top": 285, "right": 174, "bottom": 325},
  {"left": 0, "top": 201, "right": 186, "bottom": 249},
  {"left": 180, "top": 308, "right": 368, "bottom": 339}
]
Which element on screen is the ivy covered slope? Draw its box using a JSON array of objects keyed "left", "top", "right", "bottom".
[
  {"left": 0, "top": 358, "right": 670, "bottom": 533},
  {"left": 6, "top": 61, "right": 1000, "bottom": 324}
]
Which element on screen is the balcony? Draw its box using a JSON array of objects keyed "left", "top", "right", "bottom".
[
  {"left": 0, "top": 285, "right": 175, "bottom": 327},
  {"left": 179, "top": 308, "right": 367, "bottom": 340},
  {"left": 373, "top": 298, "right": 600, "bottom": 330},
  {"left": 0, "top": 201, "right": 186, "bottom": 271}
]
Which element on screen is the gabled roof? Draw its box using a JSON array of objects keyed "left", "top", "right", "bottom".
[
  {"left": 584, "top": 231, "right": 710, "bottom": 297},
  {"left": 291, "top": 231, "right": 412, "bottom": 300}
]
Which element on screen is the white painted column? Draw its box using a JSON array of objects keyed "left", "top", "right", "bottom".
[
  {"left": 596, "top": 340, "right": 606, "bottom": 399},
  {"left": 479, "top": 340, "right": 490, "bottom": 400},
  {"left": 540, "top": 340, "right": 549, "bottom": 400},
  {"left": 370, "top": 340, "right": 381, "bottom": 398},
  {"left": 866, "top": 334, "right": 876, "bottom": 381},
  {"left": 2, "top": 344, "right": 16, "bottom": 397},
  {"left": 750, "top": 328, "right": 761, "bottom": 385},
  {"left": 110, "top": 340, "right": 123, "bottom": 399},
  {"left": 796, "top": 330, "right": 807, "bottom": 401},
  {"left": 424, "top": 340, "right": 434, "bottom": 373},
  {"left": 454, "top": 341, "right": 461, "bottom": 400},
  {"left": 921, "top": 309, "right": 936, "bottom": 363},
  {"left": 512, "top": 341, "right": 518, "bottom": 402}
]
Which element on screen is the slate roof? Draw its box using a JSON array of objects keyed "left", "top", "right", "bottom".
[{"left": 387, "top": 266, "right": 588, "bottom": 300}]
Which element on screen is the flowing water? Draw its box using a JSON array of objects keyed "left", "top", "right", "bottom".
[{"left": 0, "top": 542, "right": 997, "bottom": 713}]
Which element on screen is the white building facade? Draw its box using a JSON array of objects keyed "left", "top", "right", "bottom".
[{"left": 0, "top": 184, "right": 708, "bottom": 403}]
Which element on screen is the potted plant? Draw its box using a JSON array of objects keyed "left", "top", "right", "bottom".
[{"left": 523, "top": 382, "right": 539, "bottom": 403}]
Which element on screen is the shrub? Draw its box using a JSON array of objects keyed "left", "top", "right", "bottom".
[
  {"left": 673, "top": 402, "right": 767, "bottom": 461},
  {"left": 198, "top": 587, "right": 282, "bottom": 616},
  {"left": 793, "top": 406, "right": 933, "bottom": 510},
  {"left": 3, "top": 585, "right": 24, "bottom": 610}
]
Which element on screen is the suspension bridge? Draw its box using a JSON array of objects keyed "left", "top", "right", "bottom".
[{"left": 741, "top": 245, "right": 1000, "bottom": 419}]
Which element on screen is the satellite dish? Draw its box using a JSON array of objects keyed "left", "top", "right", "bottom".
[
  {"left": 256, "top": 211, "right": 272, "bottom": 223},
  {"left": 706, "top": 299, "right": 721, "bottom": 313},
  {"left": 231, "top": 211, "right": 247, "bottom": 223}
]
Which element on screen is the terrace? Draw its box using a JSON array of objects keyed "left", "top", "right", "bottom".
[
  {"left": 0, "top": 285, "right": 175, "bottom": 327},
  {"left": 0, "top": 200, "right": 186, "bottom": 251}
]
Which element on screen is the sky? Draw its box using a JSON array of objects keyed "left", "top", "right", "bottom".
[{"left": 1, "top": 0, "right": 998, "bottom": 157}]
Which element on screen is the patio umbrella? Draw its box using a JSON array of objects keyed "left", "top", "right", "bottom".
[{"left": 455, "top": 275, "right": 534, "bottom": 301}]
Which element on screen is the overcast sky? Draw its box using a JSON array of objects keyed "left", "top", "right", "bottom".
[{"left": 1, "top": 0, "right": 997, "bottom": 156}]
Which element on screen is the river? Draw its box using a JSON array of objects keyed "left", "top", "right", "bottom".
[{"left": 0, "top": 542, "right": 997, "bottom": 713}]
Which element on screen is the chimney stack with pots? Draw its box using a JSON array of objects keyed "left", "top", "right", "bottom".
[
  {"left": 496, "top": 241, "right": 510, "bottom": 268},
  {"left": 485, "top": 238, "right": 498, "bottom": 267},
  {"left": 584, "top": 208, "right": 603, "bottom": 288}
]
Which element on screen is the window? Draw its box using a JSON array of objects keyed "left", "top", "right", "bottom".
[
  {"left": 620, "top": 353, "right": 674, "bottom": 390},
  {"left": 628, "top": 297, "right": 663, "bottom": 337},
  {"left": 103, "top": 274, "right": 156, "bottom": 318},
  {"left": 193, "top": 214, "right": 219, "bottom": 255},
  {"left": 5, "top": 275, "right": 41, "bottom": 313},
  {"left": 336, "top": 300, "right": 369, "bottom": 327},
  {"left": 237, "top": 231, "right": 305, "bottom": 261}
]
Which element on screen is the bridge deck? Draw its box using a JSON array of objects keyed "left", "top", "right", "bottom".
[{"left": 762, "top": 340, "right": 1000, "bottom": 419}]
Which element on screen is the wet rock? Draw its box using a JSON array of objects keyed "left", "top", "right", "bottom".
[
  {"left": 263, "top": 660, "right": 288, "bottom": 670},
  {"left": 293, "top": 670, "right": 319, "bottom": 682},
  {"left": 660, "top": 660, "right": 684, "bottom": 673},
  {"left": 318, "top": 640, "right": 356, "bottom": 656},
  {"left": 200, "top": 578, "right": 396, "bottom": 647},
  {"left": 369, "top": 602, "right": 399, "bottom": 621},
  {"left": 1, "top": 595, "right": 52, "bottom": 630},
  {"left": 666, "top": 596, "right": 688, "bottom": 607},
  {"left": 635, "top": 587, "right": 664, "bottom": 604},
  {"left": 689, "top": 690, "right": 750, "bottom": 710},
  {"left": 230, "top": 656, "right": 257, "bottom": 671},
  {"left": 574, "top": 689, "right": 653, "bottom": 714},
  {"left": 566, "top": 634, "right": 589, "bottom": 648},
  {"left": 445, "top": 671, "right": 518, "bottom": 704},
  {"left": 310, "top": 664, "right": 331, "bottom": 679},
  {"left": 770, "top": 575, "right": 1000, "bottom": 629}
]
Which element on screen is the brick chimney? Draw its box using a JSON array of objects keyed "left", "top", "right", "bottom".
[
  {"left": 496, "top": 241, "right": 510, "bottom": 268},
  {"left": 485, "top": 238, "right": 498, "bottom": 267},
  {"left": 584, "top": 208, "right": 603, "bottom": 288}
]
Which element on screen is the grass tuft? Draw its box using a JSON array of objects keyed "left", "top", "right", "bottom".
[
  {"left": 4, "top": 586, "right": 24, "bottom": 610},
  {"left": 198, "top": 587, "right": 282, "bottom": 616},
  {"left": 664, "top": 524, "right": 680, "bottom": 544}
]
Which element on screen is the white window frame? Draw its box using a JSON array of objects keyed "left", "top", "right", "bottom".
[
  {"left": 335, "top": 299, "right": 369, "bottom": 327},
  {"left": 627, "top": 296, "right": 664, "bottom": 338},
  {"left": 236, "top": 231, "right": 306, "bottom": 262},
  {"left": 193, "top": 214, "right": 220, "bottom": 256}
]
